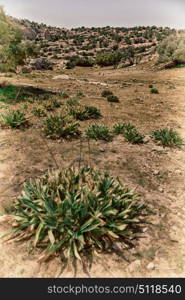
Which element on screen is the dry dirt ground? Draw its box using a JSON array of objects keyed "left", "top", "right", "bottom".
[{"left": 0, "top": 64, "right": 185, "bottom": 277}]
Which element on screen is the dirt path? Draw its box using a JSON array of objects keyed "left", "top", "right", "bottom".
[{"left": 0, "top": 66, "right": 185, "bottom": 277}]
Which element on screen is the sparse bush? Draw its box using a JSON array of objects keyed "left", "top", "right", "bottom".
[
  {"left": 151, "top": 88, "right": 159, "bottom": 94},
  {"left": 151, "top": 128, "right": 183, "bottom": 147},
  {"left": 96, "top": 50, "right": 122, "bottom": 66},
  {"left": 76, "top": 91, "right": 84, "bottom": 98},
  {"left": 157, "top": 32, "right": 185, "bottom": 64},
  {"left": 59, "top": 92, "right": 69, "bottom": 99},
  {"left": 0, "top": 109, "right": 27, "bottom": 128},
  {"left": 6, "top": 167, "right": 146, "bottom": 266},
  {"left": 70, "top": 105, "right": 102, "bottom": 120},
  {"left": 84, "top": 106, "right": 102, "bottom": 119},
  {"left": 66, "top": 60, "right": 76, "bottom": 69},
  {"left": 86, "top": 124, "right": 113, "bottom": 141},
  {"left": 107, "top": 95, "right": 119, "bottom": 103},
  {"left": 0, "top": 85, "right": 18, "bottom": 103},
  {"left": 75, "top": 57, "right": 95, "bottom": 67},
  {"left": 66, "top": 98, "right": 80, "bottom": 106},
  {"left": 101, "top": 90, "right": 113, "bottom": 97},
  {"left": 43, "top": 99, "right": 61, "bottom": 111},
  {"left": 39, "top": 93, "right": 50, "bottom": 100},
  {"left": 32, "top": 107, "right": 46, "bottom": 117},
  {"left": 0, "top": 7, "right": 38, "bottom": 71},
  {"left": 43, "top": 114, "right": 80, "bottom": 139},
  {"left": 69, "top": 106, "right": 88, "bottom": 120},
  {"left": 112, "top": 123, "right": 128, "bottom": 135},
  {"left": 121, "top": 123, "right": 144, "bottom": 144}
]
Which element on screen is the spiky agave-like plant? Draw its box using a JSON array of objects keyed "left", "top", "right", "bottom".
[
  {"left": 3, "top": 167, "right": 147, "bottom": 266},
  {"left": 151, "top": 128, "right": 183, "bottom": 147}
]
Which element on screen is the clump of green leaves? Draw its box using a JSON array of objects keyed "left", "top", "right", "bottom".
[
  {"left": 39, "top": 93, "right": 50, "bottom": 100},
  {"left": 43, "top": 99, "right": 62, "bottom": 111},
  {"left": 113, "top": 122, "right": 144, "bottom": 144},
  {"left": 69, "top": 105, "right": 102, "bottom": 120},
  {"left": 6, "top": 167, "right": 146, "bottom": 266},
  {"left": 150, "top": 88, "right": 159, "bottom": 94},
  {"left": 32, "top": 107, "right": 46, "bottom": 117},
  {"left": 101, "top": 90, "right": 119, "bottom": 102},
  {"left": 124, "top": 127, "right": 144, "bottom": 144},
  {"left": 123, "top": 125, "right": 144, "bottom": 144},
  {"left": 112, "top": 122, "right": 128, "bottom": 135},
  {"left": 151, "top": 128, "right": 183, "bottom": 147},
  {"left": 66, "top": 98, "right": 80, "bottom": 106},
  {"left": 59, "top": 92, "right": 69, "bottom": 99},
  {"left": 43, "top": 114, "right": 80, "bottom": 139},
  {"left": 101, "top": 90, "right": 113, "bottom": 97},
  {"left": 115, "top": 123, "right": 144, "bottom": 144},
  {"left": 86, "top": 124, "right": 113, "bottom": 141},
  {"left": 0, "top": 109, "right": 27, "bottom": 128},
  {"left": 0, "top": 85, "right": 18, "bottom": 103},
  {"left": 107, "top": 95, "right": 119, "bottom": 103}
]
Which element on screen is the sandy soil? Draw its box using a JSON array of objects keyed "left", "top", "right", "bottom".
[{"left": 0, "top": 65, "right": 185, "bottom": 277}]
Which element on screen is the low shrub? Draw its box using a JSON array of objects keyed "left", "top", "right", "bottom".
[
  {"left": 101, "top": 90, "right": 113, "bottom": 97},
  {"left": 112, "top": 123, "right": 128, "bottom": 135},
  {"left": 59, "top": 92, "right": 69, "bottom": 99},
  {"left": 39, "top": 93, "right": 50, "bottom": 100},
  {"left": 96, "top": 50, "right": 122, "bottom": 66},
  {"left": 150, "top": 88, "right": 159, "bottom": 94},
  {"left": 107, "top": 95, "right": 119, "bottom": 103},
  {"left": 66, "top": 60, "right": 77, "bottom": 69},
  {"left": 85, "top": 106, "right": 102, "bottom": 119},
  {"left": 0, "top": 85, "right": 18, "bottom": 103},
  {"left": 43, "top": 114, "right": 80, "bottom": 139},
  {"left": 32, "top": 108, "right": 46, "bottom": 117},
  {"left": 6, "top": 167, "right": 146, "bottom": 265},
  {"left": 86, "top": 124, "right": 113, "bottom": 141},
  {"left": 70, "top": 105, "right": 102, "bottom": 120},
  {"left": 151, "top": 128, "right": 183, "bottom": 147},
  {"left": 75, "top": 57, "right": 95, "bottom": 67},
  {"left": 0, "top": 109, "right": 27, "bottom": 128},
  {"left": 66, "top": 98, "right": 80, "bottom": 106},
  {"left": 43, "top": 99, "right": 62, "bottom": 111},
  {"left": 119, "top": 123, "right": 145, "bottom": 144}
]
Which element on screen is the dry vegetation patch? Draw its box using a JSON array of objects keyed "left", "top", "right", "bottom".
[{"left": 0, "top": 65, "right": 184, "bottom": 277}]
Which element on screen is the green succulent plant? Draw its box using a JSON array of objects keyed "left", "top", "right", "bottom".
[
  {"left": 0, "top": 109, "right": 28, "bottom": 128},
  {"left": 70, "top": 105, "right": 102, "bottom": 120},
  {"left": 43, "top": 114, "right": 80, "bottom": 139},
  {"left": 86, "top": 124, "right": 113, "bottom": 141},
  {"left": 113, "top": 123, "right": 144, "bottom": 144},
  {"left": 4, "top": 167, "right": 147, "bottom": 267},
  {"left": 151, "top": 128, "right": 183, "bottom": 147}
]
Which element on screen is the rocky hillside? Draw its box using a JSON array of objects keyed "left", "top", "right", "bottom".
[{"left": 13, "top": 18, "right": 175, "bottom": 69}]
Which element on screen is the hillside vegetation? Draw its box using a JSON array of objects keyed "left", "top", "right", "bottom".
[
  {"left": 12, "top": 17, "right": 175, "bottom": 70},
  {"left": 157, "top": 31, "right": 185, "bottom": 66},
  {"left": 0, "top": 8, "right": 185, "bottom": 278}
]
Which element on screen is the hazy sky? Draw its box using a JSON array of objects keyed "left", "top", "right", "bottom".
[{"left": 0, "top": 0, "right": 185, "bottom": 29}]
